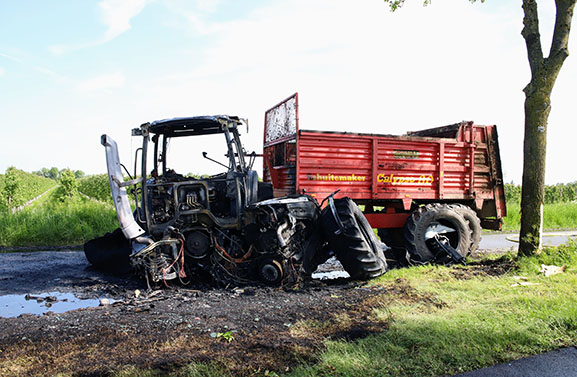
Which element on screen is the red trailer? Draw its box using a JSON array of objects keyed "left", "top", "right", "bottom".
[{"left": 263, "top": 93, "right": 506, "bottom": 264}]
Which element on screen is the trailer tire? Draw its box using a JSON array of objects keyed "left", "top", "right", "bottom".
[
  {"left": 321, "top": 198, "right": 387, "bottom": 280},
  {"left": 404, "top": 204, "right": 471, "bottom": 263},
  {"left": 449, "top": 204, "right": 482, "bottom": 255}
]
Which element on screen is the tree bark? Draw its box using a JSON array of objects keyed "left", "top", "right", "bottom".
[{"left": 519, "top": 0, "right": 576, "bottom": 256}]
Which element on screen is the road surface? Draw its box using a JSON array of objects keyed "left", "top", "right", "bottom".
[{"left": 479, "top": 230, "right": 577, "bottom": 251}]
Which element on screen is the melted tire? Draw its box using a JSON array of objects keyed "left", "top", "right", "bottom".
[
  {"left": 83, "top": 228, "right": 132, "bottom": 274},
  {"left": 377, "top": 228, "right": 410, "bottom": 268},
  {"left": 321, "top": 198, "right": 387, "bottom": 280},
  {"left": 403, "top": 204, "right": 471, "bottom": 263},
  {"left": 449, "top": 204, "right": 482, "bottom": 255}
]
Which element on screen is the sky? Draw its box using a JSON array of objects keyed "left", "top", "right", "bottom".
[{"left": 0, "top": 0, "right": 575, "bottom": 184}]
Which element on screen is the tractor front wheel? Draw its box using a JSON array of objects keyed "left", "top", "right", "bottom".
[{"left": 321, "top": 198, "right": 387, "bottom": 280}]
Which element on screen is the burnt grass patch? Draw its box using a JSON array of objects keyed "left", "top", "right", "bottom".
[
  {"left": 450, "top": 255, "right": 517, "bottom": 280},
  {"left": 0, "top": 281, "right": 390, "bottom": 376},
  {"left": 0, "top": 259, "right": 515, "bottom": 376}
]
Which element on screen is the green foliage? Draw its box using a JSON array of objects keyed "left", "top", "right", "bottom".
[
  {"left": 217, "top": 331, "right": 235, "bottom": 343},
  {"left": 502, "top": 202, "right": 577, "bottom": 232},
  {"left": 34, "top": 167, "right": 85, "bottom": 180},
  {"left": 78, "top": 174, "right": 112, "bottom": 202},
  {"left": 517, "top": 239, "right": 577, "bottom": 273},
  {"left": 0, "top": 189, "right": 117, "bottom": 247},
  {"left": 0, "top": 167, "right": 23, "bottom": 209},
  {"left": 384, "top": 0, "right": 483, "bottom": 11},
  {"left": 0, "top": 167, "right": 56, "bottom": 211},
  {"left": 49, "top": 167, "right": 59, "bottom": 179},
  {"left": 505, "top": 183, "right": 577, "bottom": 206},
  {"left": 55, "top": 169, "right": 79, "bottom": 201},
  {"left": 504, "top": 183, "right": 522, "bottom": 204}
]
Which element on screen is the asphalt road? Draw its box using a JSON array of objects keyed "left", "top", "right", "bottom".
[
  {"left": 479, "top": 230, "right": 577, "bottom": 251},
  {"left": 453, "top": 347, "right": 577, "bottom": 377}
]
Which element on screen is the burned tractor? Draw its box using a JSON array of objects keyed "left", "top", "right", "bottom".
[{"left": 85, "top": 116, "right": 386, "bottom": 286}]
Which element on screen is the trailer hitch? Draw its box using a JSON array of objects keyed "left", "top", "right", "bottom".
[{"left": 431, "top": 234, "right": 466, "bottom": 265}]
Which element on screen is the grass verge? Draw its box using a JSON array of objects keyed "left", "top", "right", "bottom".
[
  {"left": 287, "top": 245, "right": 577, "bottom": 377},
  {"left": 502, "top": 202, "right": 577, "bottom": 231},
  {"left": 0, "top": 189, "right": 118, "bottom": 247}
]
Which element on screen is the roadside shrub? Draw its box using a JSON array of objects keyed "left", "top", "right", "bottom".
[
  {"left": 0, "top": 167, "right": 24, "bottom": 210},
  {"left": 78, "top": 174, "right": 112, "bottom": 202},
  {"left": 55, "top": 169, "right": 79, "bottom": 202},
  {"left": 505, "top": 182, "right": 577, "bottom": 205},
  {"left": 0, "top": 167, "right": 55, "bottom": 211}
]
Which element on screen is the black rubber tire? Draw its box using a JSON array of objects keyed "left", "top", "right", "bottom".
[
  {"left": 449, "top": 204, "right": 482, "bottom": 255},
  {"left": 377, "top": 228, "right": 410, "bottom": 268},
  {"left": 377, "top": 228, "right": 404, "bottom": 248},
  {"left": 321, "top": 198, "right": 387, "bottom": 280},
  {"left": 83, "top": 228, "right": 132, "bottom": 274},
  {"left": 403, "top": 204, "right": 471, "bottom": 263}
]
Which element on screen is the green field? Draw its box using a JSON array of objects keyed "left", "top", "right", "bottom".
[
  {"left": 0, "top": 188, "right": 117, "bottom": 247},
  {"left": 1, "top": 168, "right": 577, "bottom": 247},
  {"left": 502, "top": 202, "right": 577, "bottom": 232}
]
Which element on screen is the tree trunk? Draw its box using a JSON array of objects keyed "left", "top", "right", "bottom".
[
  {"left": 518, "top": 0, "right": 576, "bottom": 257},
  {"left": 518, "top": 88, "right": 550, "bottom": 255}
]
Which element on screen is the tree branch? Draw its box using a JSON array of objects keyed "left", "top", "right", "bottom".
[
  {"left": 548, "top": 0, "right": 576, "bottom": 72},
  {"left": 522, "top": 0, "right": 544, "bottom": 75}
]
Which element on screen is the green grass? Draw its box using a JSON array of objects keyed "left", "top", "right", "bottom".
[
  {"left": 502, "top": 202, "right": 577, "bottom": 231},
  {"left": 286, "top": 245, "right": 577, "bottom": 377},
  {"left": 0, "top": 189, "right": 118, "bottom": 247}
]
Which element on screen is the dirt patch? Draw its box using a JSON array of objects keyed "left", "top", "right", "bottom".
[
  {"left": 449, "top": 256, "right": 517, "bottom": 280},
  {"left": 0, "top": 281, "right": 390, "bottom": 376},
  {"left": 0, "top": 251, "right": 516, "bottom": 376},
  {"left": 0, "top": 251, "right": 397, "bottom": 376}
]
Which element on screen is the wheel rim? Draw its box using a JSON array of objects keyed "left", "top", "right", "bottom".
[{"left": 424, "top": 220, "right": 460, "bottom": 251}]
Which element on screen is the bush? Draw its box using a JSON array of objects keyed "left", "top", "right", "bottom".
[
  {"left": 0, "top": 167, "right": 55, "bottom": 211},
  {"left": 55, "top": 169, "right": 79, "bottom": 202},
  {"left": 78, "top": 174, "right": 112, "bottom": 203},
  {"left": 505, "top": 182, "right": 577, "bottom": 205}
]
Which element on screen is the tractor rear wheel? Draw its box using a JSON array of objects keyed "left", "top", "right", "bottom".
[
  {"left": 403, "top": 204, "right": 471, "bottom": 263},
  {"left": 322, "top": 198, "right": 387, "bottom": 280}
]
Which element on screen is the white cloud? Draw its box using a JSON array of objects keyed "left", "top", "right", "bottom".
[
  {"left": 0, "top": 67, "right": 5, "bottom": 77},
  {"left": 48, "top": 0, "right": 151, "bottom": 55},
  {"left": 194, "top": 0, "right": 221, "bottom": 13},
  {"left": 48, "top": 44, "right": 68, "bottom": 56},
  {"left": 77, "top": 72, "right": 126, "bottom": 92},
  {"left": 99, "top": 0, "right": 151, "bottom": 42}
]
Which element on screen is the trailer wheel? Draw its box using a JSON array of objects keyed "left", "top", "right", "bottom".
[
  {"left": 321, "top": 198, "right": 387, "bottom": 280},
  {"left": 403, "top": 204, "right": 471, "bottom": 263},
  {"left": 449, "top": 204, "right": 482, "bottom": 255}
]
